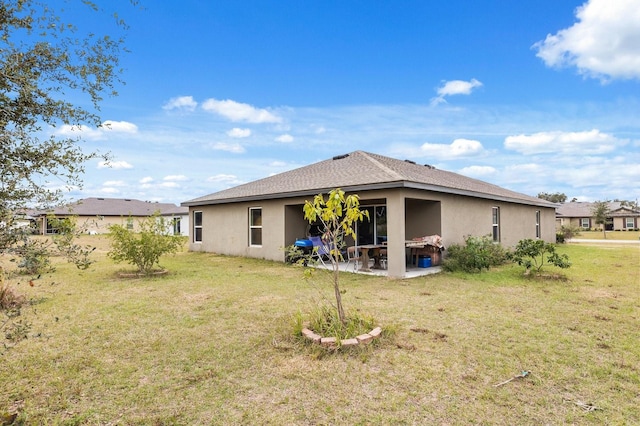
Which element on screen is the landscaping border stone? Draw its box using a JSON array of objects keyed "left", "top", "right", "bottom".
[{"left": 301, "top": 326, "right": 382, "bottom": 348}]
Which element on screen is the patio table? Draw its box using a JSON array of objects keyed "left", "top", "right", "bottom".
[{"left": 358, "top": 244, "right": 386, "bottom": 271}]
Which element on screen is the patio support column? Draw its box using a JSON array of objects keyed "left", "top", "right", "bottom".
[{"left": 386, "top": 192, "right": 406, "bottom": 278}]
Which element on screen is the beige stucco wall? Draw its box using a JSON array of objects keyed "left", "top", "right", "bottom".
[
  {"left": 557, "top": 216, "right": 638, "bottom": 231},
  {"left": 187, "top": 188, "right": 556, "bottom": 277},
  {"left": 38, "top": 215, "right": 137, "bottom": 234},
  {"left": 189, "top": 199, "right": 289, "bottom": 262},
  {"left": 401, "top": 188, "right": 555, "bottom": 247},
  {"left": 39, "top": 214, "right": 185, "bottom": 235}
]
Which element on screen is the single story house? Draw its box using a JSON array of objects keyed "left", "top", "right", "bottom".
[
  {"left": 182, "top": 151, "right": 557, "bottom": 278},
  {"left": 556, "top": 201, "right": 640, "bottom": 231},
  {"left": 34, "top": 197, "right": 189, "bottom": 236}
]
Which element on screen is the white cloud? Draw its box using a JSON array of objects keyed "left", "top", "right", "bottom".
[
  {"left": 504, "top": 129, "right": 625, "bottom": 155},
  {"left": 201, "top": 98, "right": 282, "bottom": 123},
  {"left": 419, "top": 138, "right": 485, "bottom": 159},
  {"left": 56, "top": 124, "right": 103, "bottom": 140},
  {"left": 160, "top": 181, "right": 180, "bottom": 188},
  {"left": 97, "top": 160, "right": 133, "bottom": 169},
  {"left": 140, "top": 177, "right": 154, "bottom": 184},
  {"left": 163, "top": 175, "right": 188, "bottom": 182},
  {"left": 56, "top": 120, "right": 138, "bottom": 141},
  {"left": 99, "top": 187, "right": 120, "bottom": 194},
  {"left": 431, "top": 78, "right": 483, "bottom": 105},
  {"left": 275, "top": 134, "right": 294, "bottom": 143},
  {"left": 227, "top": 128, "right": 252, "bottom": 138},
  {"left": 206, "top": 174, "right": 245, "bottom": 188},
  {"left": 458, "top": 165, "right": 497, "bottom": 177},
  {"left": 211, "top": 142, "right": 246, "bottom": 153},
  {"left": 207, "top": 174, "right": 239, "bottom": 183},
  {"left": 163, "top": 96, "right": 198, "bottom": 111},
  {"left": 533, "top": 0, "right": 640, "bottom": 81},
  {"left": 101, "top": 120, "right": 138, "bottom": 133},
  {"left": 102, "top": 180, "right": 126, "bottom": 187}
]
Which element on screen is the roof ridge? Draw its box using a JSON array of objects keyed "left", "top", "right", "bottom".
[{"left": 359, "top": 151, "right": 404, "bottom": 181}]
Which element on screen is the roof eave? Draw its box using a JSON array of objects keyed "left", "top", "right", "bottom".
[{"left": 182, "top": 181, "right": 556, "bottom": 208}]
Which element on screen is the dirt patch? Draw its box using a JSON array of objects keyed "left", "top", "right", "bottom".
[{"left": 117, "top": 270, "right": 168, "bottom": 278}]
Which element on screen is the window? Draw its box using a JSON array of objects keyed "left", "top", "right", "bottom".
[
  {"left": 126, "top": 217, "right": 134, "bottom": 230},
  {"left": 356, "top": 205, "right": 387, "bottom": 245},
  {"left": 535, "top": 210, "right": 541, "bottom": 239},
  {"left": 193, "top": 211, "right": 202, "bottom": 242},
  {"left": 581, "top": 218, "right": 590, "bottom": 229},
  {"left": 626, "top": 217, "right": 635, "bottom": 229},
  {"left": 492, "top": 207, "right": 500, "bottom": 242},
  {"left": 249, "top": 207, "right": 262, "bottom": 246}
]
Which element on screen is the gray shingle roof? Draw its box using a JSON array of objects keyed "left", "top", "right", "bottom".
[
  {"left": 556, "top": 201, "right": 640, "bottom": 217},
  {"left": 183, "top": 151, "right": 555, "bottom": 208},
  {"left": 41, "top": 198, "right": 188, "bottom": 217}
]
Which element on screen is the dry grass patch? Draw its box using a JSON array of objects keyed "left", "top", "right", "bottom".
[{"left": 0, "top": 241, "right": 638, "bottom": 424}]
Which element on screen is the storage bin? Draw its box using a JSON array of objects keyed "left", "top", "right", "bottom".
[{"left": 418, "top": 255, "right": 432, "bottom": 268}]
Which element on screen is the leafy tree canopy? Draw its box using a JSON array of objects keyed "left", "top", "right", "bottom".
[
  {"left": 591, "top": 200, "right": 611, "bottom": 238},
  {"left": 1, "top": 0, "right": 135, "bottom": 249},
  {"left": 537, "top": 192, "right": 567, "bottom": 203}
]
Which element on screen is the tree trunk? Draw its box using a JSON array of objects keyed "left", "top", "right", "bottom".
[{"left": 334, "top": 279, "right": 345, "bottom": 324}]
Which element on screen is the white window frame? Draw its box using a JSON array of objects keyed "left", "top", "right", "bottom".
[
  {"left": 625, "top": 217, "right": 635, "bottom": 229},
  {"left": 535, "top": 210, "right": 541, "bottom": 239},
  {"left": 193, "top": 211, "right": 203, "bottom": 243},
  {"left": 581, "top": 218, "right": 590, "bottom": 229},
  {"left": 249, "top": 207, "right": 262, "bottom": 247},
  {"left": 492, "top": 207, "right": 500, "bottom": 242}
]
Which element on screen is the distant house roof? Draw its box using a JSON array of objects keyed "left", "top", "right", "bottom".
[
  {"left": 183, "top": 151, "right": 555, "bottom": 208},
  {"left": 556, "top": 201, "right": 640, "bottom": 218},
  {"left": 39, "top": 197, "right": 188, "bottom": 217}
]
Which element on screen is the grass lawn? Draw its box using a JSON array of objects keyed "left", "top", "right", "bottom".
[
  {"left": 571, "top": 230, "right": 640, "bottom": 241},
  {"left": 2, "top": 238, "right": 639, "bottom": 424}
]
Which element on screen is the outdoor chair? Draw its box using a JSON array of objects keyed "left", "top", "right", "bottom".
[
  {"left": 378, "top": 248, "right": 388, "bottom": 269},
  {"left": 309, "top": 236, "right": 331, "bottom": 267},
  {"left": 346, "top": 246, "right": 362, "bottom": 272}
]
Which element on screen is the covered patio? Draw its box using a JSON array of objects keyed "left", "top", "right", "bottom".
[
  {"left": 309, "top": 259, "right": 442, "bottom": 278},
  {"left": 284, "top": 194, "right": 444, "bottom": 279}
]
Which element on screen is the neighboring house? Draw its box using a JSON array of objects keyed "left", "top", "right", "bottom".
[
  {"left": 182, "top": 151, "right": 557, "bottom": 278},
  {"left": 34, "top": 197, "right": 189, "bottom": 236},
  {"left": 556, "top": 201, "right": 640, "bottom": 231},
  {"left": 0, "top": 210, "right": 38, "bottom": 233}
]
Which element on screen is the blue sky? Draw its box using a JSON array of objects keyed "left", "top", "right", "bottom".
[{"left": 49, "top": 0, "right": 640, "bottom": 205}]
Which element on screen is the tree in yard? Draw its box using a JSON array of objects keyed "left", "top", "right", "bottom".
[
  {"left": 107, "top": 212, "right": 184, "bottom": 275},
  {"left": 537, "top": 192, "right": 568, "bottom": 203},
  {"left": 302, "top": 189, "right": 369, "bottom": 324},
  {"left": 591, "top": 201, "right": 610, "bottom": 239},
  {"left": 1, "top": 0, "right": 132, "bottom": 251},
  {"left": 617, "top": 199, "right": 639, "bottom": 211},
  {"left": 509, "top": 239, "right": 571, "bottom": 276}
]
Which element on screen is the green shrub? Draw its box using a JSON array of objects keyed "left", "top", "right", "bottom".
[
  {"left": 558, "top": 225, "right": 581, "bottom": 242},
  {"left": 442, "top": 235, "right": 509, "bottom": 273},
  {"left": 283, "top": 244, "right": 308, "bottom": 266},
  {"left": 48, "top": 216, "right": 96, "bottom": 270},
  {"left": 16, "top": 238, "right": 53, "bottom": 275},
  {"left": 107, "top": 212, "right": 183, "bottom": 275},
  {"left": 509, "top": 238, "right": 571, "bottom": 275}
]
